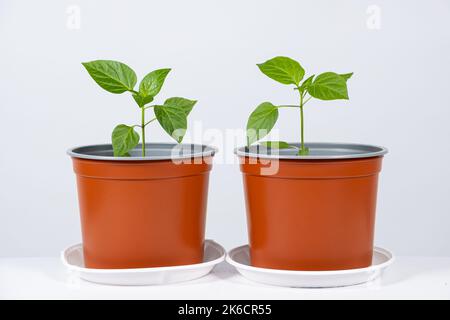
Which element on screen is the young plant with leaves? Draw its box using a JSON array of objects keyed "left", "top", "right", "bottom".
[
  {"left": 82, "top": 60, "right": 197, "bottom": 156},
  {"left": 246, "top": 56, "right": 352, "bottom": 155}
]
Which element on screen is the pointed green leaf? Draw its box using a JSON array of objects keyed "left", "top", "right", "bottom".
[
  {"left": 260, "top": 141, "right": 294, "bottom": 149},
  {"left": 257, "top": 56, "right": 305, "bottom": 86},
  {"left": 164, "top": 97, "right": 197, "bottom": 116},
  {"left": 139, "top": 68, "right": 171, "bottom": 98},
  {"left": 82, "top": 60, "right": 137, "bottom": 94},
  {"left": 340, "top": 73, "right": 353, "bottom": 81},
  {"left": 307, "top": 72, "right": 349, "bottom": 100},
  {"left": 246, "top": 102, "right": 279, "bottom": 145},
  {"left": 111, "top": 124, "right": 140, "bottom": 156},
  {"left": 298, "top": 74, "right": 315, "bottom": 92},
  {"left": 154, "top": 104, "right": 187, "bottom": 143},
  {"left": 132, "top": 93, "right": 154, "bottom": 108}
]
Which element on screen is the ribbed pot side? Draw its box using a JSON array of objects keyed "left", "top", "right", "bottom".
[{"left": 239, "top": 146, "right": 385, "bottom": 271}]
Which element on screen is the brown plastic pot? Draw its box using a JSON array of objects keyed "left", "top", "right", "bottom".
[
  {"left": 236, "top": 143, "right": 387, "bottom": 271},
  {"left": 68, "top": 143, "right": 216, "bottom": 269}
]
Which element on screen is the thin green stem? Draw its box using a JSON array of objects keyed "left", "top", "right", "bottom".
[
  {"left": 144, "top": 117, "right": 156, "bottom": 127},
  {"left": 141, "top": 107, "right": 146, "bottom": 156},
  {"left": 300, "top": 92, "right": 305, "bottom": 151},
  {"left": 278, "top": 105, "right": 300, "bottom": 108},
  {"left": 303, "top": 96, "right": 312, "bottom": 105},
  {"left": 143, "top": 105, "right": 155, "bottom": 110}
]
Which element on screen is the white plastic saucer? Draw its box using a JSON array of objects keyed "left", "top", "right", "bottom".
[
  {"left": 226, "top": 245, "right": 394, "bottom": 288},
  {"left": 61, "top": 240, "right": 225, "bottom": 286}
]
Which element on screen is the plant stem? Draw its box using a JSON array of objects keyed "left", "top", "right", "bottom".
[
  {"left": 141, "top": 107, "right": 146, "bottom": 156},
  {"left": 144, "top": 117, "right": 156, "bottom": 127},
  {"left": 303, "top": 96, "right": 312, "bottom": 105},
  {"left": 300, "top": 92, "right": 305, "bottom": 152},
  {"left": 278, "top": 105, "right": 300, "bottom": 108}
]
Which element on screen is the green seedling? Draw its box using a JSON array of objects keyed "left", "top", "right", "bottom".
[
  {"left": 82, "top": 60, "right": 196, "bottom": 156},
  {"left": 246, "top": 56, "right": 352, "bottom": 155}
]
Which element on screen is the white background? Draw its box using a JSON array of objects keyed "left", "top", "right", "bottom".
[{"left": 0, "top": 0, "right": 449, "bottom": 257}]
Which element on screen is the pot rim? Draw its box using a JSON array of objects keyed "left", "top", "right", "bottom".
[
  {"left": 67, "top": 143, "right": 217, "bottom": 161},
  {"left": 235, "top": 142, "right": 388, "bottom": 160}
]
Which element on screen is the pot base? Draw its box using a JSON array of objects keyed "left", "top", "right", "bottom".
[
  {"left": 61, "top": 240, "right": 225, "bottom": 286},
  {"left": 226, "top": 245, "right": 394, "bottom": 288}
]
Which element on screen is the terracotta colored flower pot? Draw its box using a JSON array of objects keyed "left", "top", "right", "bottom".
[
  {"left": 68, "top": 143, "right": 215, "bottom": 269},
  {"left": 236, "top": 143, "right": 387, "bottom": 271}
]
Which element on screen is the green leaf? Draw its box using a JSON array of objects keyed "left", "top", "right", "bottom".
[
  {"left": 111, "top": 124, "right": 140, "bottom": 156},
  {"left": 132, "top": 93, "right": 154, "bottom": 108},
  {"left": 246, "top": 102, "right": 279, "bottom": 145},
  {"left": 340, "top": 73, "right": 353, "bottom": 81},
  {"left": 260, "top": 141, "right": 293, "bottom": 149},
  {"left": 82, "top": 60, "right": 137, "bottom": 94},
  {"left": 164, "top": 97, "right": 197, "bottom": 116},
  {"left": 154, "top": 97, "right": 195, "bottom": 142},
  {"left": 154, "top": 104, "right": 187, "bottom": 143},
  {"left": 257, "top": 56, "right": 305, "bottom": 85},
  {"left": 139, "top": 68, "right": 171, "bottom": 98},
  {"left": 307, "top": 72, "right": 349, "bottom": 100},
  {"left": 298, "top": 74, "right": 315, "bottom": 92}
]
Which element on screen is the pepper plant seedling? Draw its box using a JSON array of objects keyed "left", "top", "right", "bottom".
[
  {"left": 246, "top": 56, "right": 352, "bottom": 155},
  {"left": 82, "top": 60, "right": 197, "bottom": 157}
]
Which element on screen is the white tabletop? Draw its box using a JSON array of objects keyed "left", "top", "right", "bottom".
[{"left": 1, "top": 256, "right": 449, "bottom": 299}]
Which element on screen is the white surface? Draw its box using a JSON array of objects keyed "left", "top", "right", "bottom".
[
  {"left": 1, "top": 256, "right": 450, "bottom": 299},
  {"left": 226, "top": 245, "right": 394, "bottom": 288},
  {"left": 1, "top": 0, "right": 450, "bottom": 257},
  {"left": 61, "top": 240, "right": 225, "bottom": 286}
]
